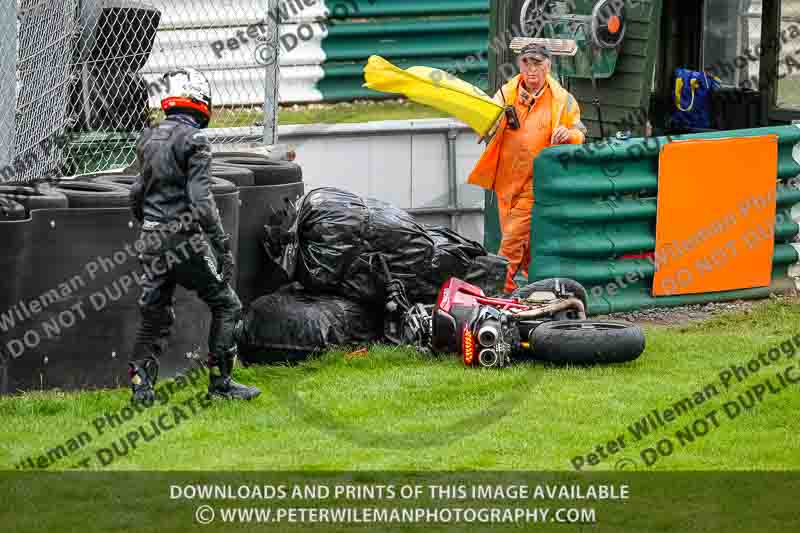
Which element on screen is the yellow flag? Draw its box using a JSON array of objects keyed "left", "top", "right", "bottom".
[{"left": 363, "top": 55, "right": 504, "bottom": 137}]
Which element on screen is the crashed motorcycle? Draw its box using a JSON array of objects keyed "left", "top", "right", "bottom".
[{"left": 390, "top": 275, "right": 645, "bottom": 368}]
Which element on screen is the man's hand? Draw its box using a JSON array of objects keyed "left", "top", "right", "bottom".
[
  {"left": 551, "top": 126, "right": 572, "bottom": 145},
  {"left": 220, "top": 251, "right": 235, "bottom": 285}
]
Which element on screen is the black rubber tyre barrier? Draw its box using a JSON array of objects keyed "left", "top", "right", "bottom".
[
  {"left": 0, "top": 184, "right": 68, "bottom": 211},
  {"left": 464, "top": 254, "right": 509, "bottom": 297},
  {"left": 236, "top": 182, "right": 304, "bottom": 307},
  {"left": 52, "top": 180, "right": 131, "bottom": 208},
  {"left": 213, "top": 151, "right": 272, "bottom": 161},
  {"left": 214, "top": 156, "right": 302, "bottom": 186},
  {"left": 84, "top": 174, "right": 138, "bottom": 187},
  {"left": 512, "top": 278, "right": 589, "bottom": 313},
  {"left": 0, "top": 209, "right": 28, "bottom": 350},
  {"left": 530, "top": 320, "right": 645, "bottom": 364},
  {"left": 241, "top": 283, "right": 384, "bottom": 365},
  {"left": 212, "top": 163, "right": 255, "bottom": 187},
  {"left": 210, "top": 177, "right": 237, "bottom": 194},
  {"left": 0, "top": 195, "right": 26, "bottom": 220},
  {"left": 91, "top": 174, "right": 238, "bottom": 194},
  {"left": 1, "top": 207, "right": 236, "bottom": 392}
]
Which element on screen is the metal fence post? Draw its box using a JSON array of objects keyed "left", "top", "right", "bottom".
[
  {"left": 262, "top": 0, "right": 280, "bottom": 146},
  {"left": 447, "top": 126, "right": 460, "bottom": 232},
  {"left": 0, "top": 1, "right": 17, "bottom": 173},
  {"left": 489, "top": 0, "right": 513, "bottom": 95}
]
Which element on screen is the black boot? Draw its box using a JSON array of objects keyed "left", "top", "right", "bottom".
[
  {"left": 128, "top": 357, "right": 158, "bottom": 405},
  {"left": 207, "top": 349, "right": 261, "bottom": 400}
]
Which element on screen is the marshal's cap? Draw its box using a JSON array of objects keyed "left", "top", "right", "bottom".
[{"left": 516, "top": 42, "right": 551, "bottom": 61}]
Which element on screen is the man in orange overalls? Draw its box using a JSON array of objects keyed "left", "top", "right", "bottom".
[{"left": 468, "top": 43, "right": 585, "bottom": 293}]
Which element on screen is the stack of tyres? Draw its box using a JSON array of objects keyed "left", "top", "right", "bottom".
[
  {"left": 51, "top": 180, "right": 130, "bottom": 208},
  {"left": 0, "top": 197, "right": 29, "bottom": 386},
  {"left": 0, "top": 185, "right": 68, "bottom": 215},
  {"left": 85, "top": 173, "right": 242, "bottom": 282},
  {"left": 0, "top": 196, "right": 26, "bottom": 221},
  {"left": 211, "top": 164, "right": 254, "bottom": 187},
  {"left": 87, "top": 173, "right": 238, "bottom": 194},
  {"left": 83, "top": 173, "right": 239, "bottom": 244},
  {"left": 1, "top": 187, "right": 66, "bottom": 391},
  {"left": 5, "top": 203, "right": 144, "bottom": 392},
  {"left": 214, "top": 154, "right": 301, "bottom": 186},
  {"left": 2, "top": 174, "right": 241, "bottom": 392},
  {"left": 84, "top": 163, "right": 256, "bottom": 187},
  {"left": 79, "top": 173, "right": 138, "bottom": 188},
  {"left": 86, "top": 172, "right": 246, "bottom": 294},
  {"left": 211, "top": 152, "right": 304, "bottom": 307}
]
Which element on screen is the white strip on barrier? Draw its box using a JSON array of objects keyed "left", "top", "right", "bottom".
[
  {"left": 144, "top": 25, "right": 326, "bottom": 72},
  {"left": 148, "top": 0, "right": 327, "bottom": 29},
  {"left": 143, "top": 65, "right": 324, "bottom": 108}
]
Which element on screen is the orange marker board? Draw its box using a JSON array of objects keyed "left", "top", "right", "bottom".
[{"left": 652, "top": 135, "right": 778, "bottom": 297}]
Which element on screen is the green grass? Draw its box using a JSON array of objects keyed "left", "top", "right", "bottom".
[
  {"left": 1, "top": 298, "right": 799, "bottom": 472},
  {"left": 277, "top": 99, "right": 451, "bottom": 125},
  {"left": 184, "top": 99, "right": 450, "bottom": 129},
  {"left": 148, "top": 100, "right": 448, "bottom": 128}
]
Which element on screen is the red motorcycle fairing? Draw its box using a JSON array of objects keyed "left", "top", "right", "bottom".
[
  {"left": 431, "top": 279, "right": 484, "bottom": 354},
  {"left": 436, "top": 278, "right": 530, "bottom": 312},
  {"left": 431, "top": 278, "right": 526, "bottom": 355},
  {"left": 435, "top": 278, "right": 485, "bottom": 312}
]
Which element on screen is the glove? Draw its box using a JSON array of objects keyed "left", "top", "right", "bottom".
[{"left": 220, "top": 251, "right": 235, "bottom": 285}]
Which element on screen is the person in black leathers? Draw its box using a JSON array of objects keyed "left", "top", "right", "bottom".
[{"left": 128, "top": 67, "right": 260, "bottom": 403}]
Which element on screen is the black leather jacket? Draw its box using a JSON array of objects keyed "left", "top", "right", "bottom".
[{"left": 130, "top": 114, "right": 228, "bottom": 253}]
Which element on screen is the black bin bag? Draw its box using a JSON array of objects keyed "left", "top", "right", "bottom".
[
  {"left": 241, "top": 283, "right": 383, "bottom": 364},
  {"left": 265, "top": 187, "right": 507, "bottom": 305},
  {"left": 465, "top": 254, "right": 509, "bottom": 297}
]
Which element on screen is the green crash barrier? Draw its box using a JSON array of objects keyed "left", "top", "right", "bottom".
[
  {"left": 484, "top": 125, "right": 800, "bottom": 314},
  {"left": 318, "top": 14, "right": 491, "bottom": 101},
  {"left": 325, "top": 0, "right": 489, "bottom": 17}
]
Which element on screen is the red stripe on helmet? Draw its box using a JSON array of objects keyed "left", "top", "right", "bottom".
[{"left": 161, "top": 96, "right": 211, "bottom": 119}]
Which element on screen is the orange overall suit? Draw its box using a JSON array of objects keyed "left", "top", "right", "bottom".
[{"left": 468, "top": 74, "right": 585, "bottom": 292}]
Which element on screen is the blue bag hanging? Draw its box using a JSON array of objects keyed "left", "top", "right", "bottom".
[{"left": 670, "top": 69, "right": 721, "bottom": 129}]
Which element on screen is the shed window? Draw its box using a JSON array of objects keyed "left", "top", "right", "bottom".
[
  {"left": 777, "top": 0, "right": 800, "bottom": 109},
  {"left": 702, "top": 0, "right": 762, "bottom": 90}
]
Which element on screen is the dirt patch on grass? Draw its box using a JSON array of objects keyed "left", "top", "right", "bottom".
[{"left": 594, "top": 294, "right": 800, "bottom": 326}]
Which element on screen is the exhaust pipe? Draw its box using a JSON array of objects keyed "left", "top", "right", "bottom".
[
  {"left": 477, "top": 320, "right": 500, "bottom": 347},
  {"left": 478, "top": 348, "right": 500, "bottom": 368},
  {"left": 512, "top": 297, "right": 587, "bottom": 321}
]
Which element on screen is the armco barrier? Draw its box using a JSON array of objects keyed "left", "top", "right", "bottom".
[
  {"left": 484, "top": 125, "right": 800, "bottom": 315},
  {"left": 0, "top": 187, "right": 240, "bottom": 394}
]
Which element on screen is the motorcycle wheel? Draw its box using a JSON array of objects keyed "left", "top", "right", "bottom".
[{"left": 529, "top": 320, "right": 644, "bottom": 365}]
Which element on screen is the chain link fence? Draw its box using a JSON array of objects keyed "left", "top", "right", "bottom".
[{"left": 1, "top": 0, "right": 281, "bottom": 184}]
